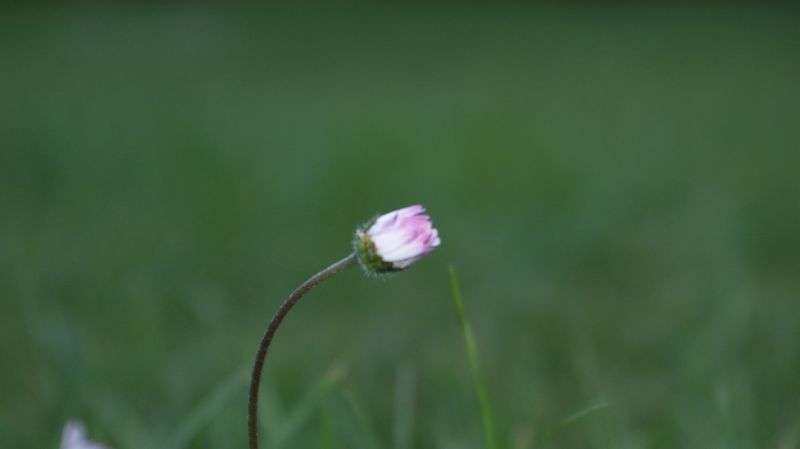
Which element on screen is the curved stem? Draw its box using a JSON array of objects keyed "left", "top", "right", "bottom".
[{"left": 248, "top": 252, "right": 358, "bottom": 449}]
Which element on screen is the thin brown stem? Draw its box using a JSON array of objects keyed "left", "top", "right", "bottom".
[{"left": 248, "top": 252, "right": 358, "bottom": 449}]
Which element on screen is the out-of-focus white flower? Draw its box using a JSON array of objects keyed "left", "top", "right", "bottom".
[
  {"left": 60, "top": 421, "right": 110, "bottom": 449},
  {"left": 354, "top": 204, "right": 441, "bottom": 273}
]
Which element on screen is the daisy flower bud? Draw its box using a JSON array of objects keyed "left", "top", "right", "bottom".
[
  {"left": 354, "top": 204, "right": 441, "bottom": 273},
  {"left": 248, "top": 205, "right": 441, "bottom": 449}
]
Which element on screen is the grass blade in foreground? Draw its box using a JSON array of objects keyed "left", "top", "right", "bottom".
[
  {"left": 344, "top": 389, "right": 382, "bottom": 449},
  {"left": 532, "top": 401, "right": 611, "bottom": 447},
  {"left": 392, "top": 365, "right": 417, "bottom": 449},
  {"left": 270, "top": 361, "right": 348, "bottom": 449},
  {"left": 448, "top": 265, "right": 499, "bottom": 449},
  {"left": 165, "top": 367, "right": 250, "bottom": 449}
]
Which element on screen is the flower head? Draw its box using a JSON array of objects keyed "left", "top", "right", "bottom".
[
  {"left": 354, "top": 204, "right": 441, "bottom": 273},
  {"left": 60, "top": 421, "right": 110, "bottom": 449}
]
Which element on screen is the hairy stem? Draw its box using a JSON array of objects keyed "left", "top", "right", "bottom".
[{"left": 248, "top": 252, "right": 358, "bottom": 449}]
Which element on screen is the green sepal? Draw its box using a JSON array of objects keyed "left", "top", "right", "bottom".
[{"left": 353, "top": 228, "right": 401, "bottom": 274}]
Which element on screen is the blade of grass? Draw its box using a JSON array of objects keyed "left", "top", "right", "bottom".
[
  {"left": 343, "top": 389, "right": 382, "bottom": 449},
  {"left": 392, "top": 364, "right": 417, "bottom": 449},
  {"left": 271, "top": 361, "right": 349, "bottom": 449},
  {"left": 319, "top": 405, "right": 335, "bottom": 449},
  {"left": 92, "top": 393, "right": 161, "bottom": 449},
  {"left": 533, "top": 401, "right": 611, "bottom": 446},
  {"left": 603, "top": 407, "right": 620, "bottom": 449},
  {"left": 164, "top": 366, "right": 250, "bottom": 449},
  {"left": 260, "top": 380, "right": 287, "bottom": 438},
  {"left": 448, "top": 265, "right": 499, "bottom": 449},
  {"left": 775, "top": 411, "right": 800, "bottom": 449}
]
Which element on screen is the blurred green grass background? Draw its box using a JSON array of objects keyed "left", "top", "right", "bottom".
[{"left": 1, "top": 3, "right": 799, "bottom": 449}]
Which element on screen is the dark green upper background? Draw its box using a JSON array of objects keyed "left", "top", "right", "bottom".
[{"left": 1, "top": 4, "right": 799, "bottom": 449}]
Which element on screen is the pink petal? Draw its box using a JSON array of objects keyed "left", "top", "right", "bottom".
[
  {"left": 431, "top": 229, "right": 441, "bottom": 246},
  {"left": 368, "top": 205, "right": 426, "bottom": 234},
  {"left": 368, "top": 212, "right": 399, "bottom": 234},
  {"left": 395, "top": 204, "right": 425, "bottom": 217},
  {"left": 392, "top": 255, "right": 425, "bottom": 269},
  {"left": 371, "top": 228, "right": 415, "bottom": 256},
  {"left": 381, "top": 239, "right": 429, "bottom": 262}
]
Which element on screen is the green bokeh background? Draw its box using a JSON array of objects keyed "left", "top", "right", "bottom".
[{"left": 2, "top": 4, "right": 799, "bottom": 449}]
